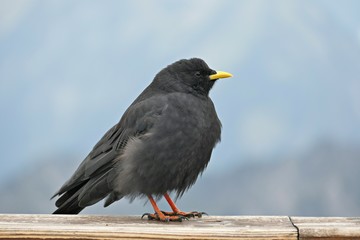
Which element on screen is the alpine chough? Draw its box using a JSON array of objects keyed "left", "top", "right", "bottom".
[{"left": 52, "top": 58, "right": 232, "bottom": 221}]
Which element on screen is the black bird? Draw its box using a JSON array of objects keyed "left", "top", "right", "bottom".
[{"left": 52, "top": 58, "right": 232, "bottom": 221}]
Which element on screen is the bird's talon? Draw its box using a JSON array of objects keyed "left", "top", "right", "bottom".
[
  {"left": 141, "top": 212, "right": 159, "bottom": 221},
  {"left": 199, "top": 211, "right": 208, "bottom": 218},
  {"left": 192, "top": 211, "right": 202, "bottom": 218},
  {"left": 186, "top": 211, "right": 207, "bottom": 218},
  {"left": 141, "top": 213, "right": 150, "bottom": 219},
  {"left": 176, "top": 216, "right": 188, "bottom": 222}
]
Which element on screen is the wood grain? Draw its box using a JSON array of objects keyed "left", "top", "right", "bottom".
[
  {"left": 291, "top": 217, "right": 360, "bottom": 240},
  {"left": 1, "top": 215, "right": 360, "bottom": 240},
  {"left": 0, "top": 214, "right": 297, "bottom": 240}
]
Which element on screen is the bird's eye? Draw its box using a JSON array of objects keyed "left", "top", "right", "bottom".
[{"left": 195, "top": 71, "right": 201, "bottom": 77}]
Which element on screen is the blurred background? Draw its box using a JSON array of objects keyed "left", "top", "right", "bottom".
[{"left": 0, "top": 0, "right": 360, "bottom": 216}]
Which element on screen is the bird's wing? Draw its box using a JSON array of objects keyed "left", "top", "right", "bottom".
[
  {"left": 52, "top": 96, "right": 167, "bottom": 203},
  {"left": 52, "top": 123, "right": 119, "bottom": 198}
]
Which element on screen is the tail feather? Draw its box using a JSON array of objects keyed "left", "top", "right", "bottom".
[
  {"left": 53, "top": 181, "right": 87, "bottom": 214},
  {"left": 53, "top": 200, "right": 84, "bottom": 214},
  {"left": 52, "top": 170, "right": 114, "bottom": 214},
  {"left": 53, "top": 191, "right": 84, "bottom": 214}
]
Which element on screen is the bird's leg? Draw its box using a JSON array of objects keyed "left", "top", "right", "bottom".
[
  {"left": 162, "top": 193, "right": 205, "bottom": 218},
  {"left": 142, "top": 195, "right": 186, "bottom": 222}
]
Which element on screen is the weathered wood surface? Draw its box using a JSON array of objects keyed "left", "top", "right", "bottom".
[
  {"left": 0, "top": 215, "right": 296, "bottom": 240},
  {"left": 291, "top": 217, "right": 360, "bottom": 240},
  {"left": 0, "top": 214, "right": 359, "bottom": 240}
]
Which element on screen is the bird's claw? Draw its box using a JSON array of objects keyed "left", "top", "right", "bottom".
[
  {"left": 196, "top": 211, "right": 208, "bottom": 218},
  {"left": 142, "top": 212, "right": 161, "bottom": 221},
  {"left": 173, "top": 215, "right": 188, "bottom": 222},
  {"left": 141, "top": 213, "right": 152, "bottom": 220},
  {"left": 184, "top": 211, "right": 207, "bottom": 218},
  {"left": 161, "top": 210, "right": 207, "bottom": 218},
  {"left": 141, "top": 212, "right": 188, "bottom": 222}
]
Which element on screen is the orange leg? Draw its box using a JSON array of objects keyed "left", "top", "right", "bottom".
[
  {"left": 163, "top": 193, "right": 182, "bottom": 213},
  {"left": 162, "top": 193, "right": 205, "bottom": 218},
  {"left": 142, "top": 195, "right": 187, "bottom": 222}
]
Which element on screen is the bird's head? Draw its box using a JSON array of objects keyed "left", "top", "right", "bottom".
[{"left": 153, "top": 58, "right": 232, "bottom": 96}]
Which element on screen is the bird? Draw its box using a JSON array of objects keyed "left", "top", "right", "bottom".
[{"left": 52, "top": 58, "right": 232, "bottom": 221}]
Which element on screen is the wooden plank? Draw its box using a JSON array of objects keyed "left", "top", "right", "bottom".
[
  {"left": 291, "top": 217, "right": 360, "bottom": 240},
  {"left": 0, "top": 214, "right": 297, "bottom": 240}
]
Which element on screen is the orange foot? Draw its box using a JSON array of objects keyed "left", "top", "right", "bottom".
[
  {"left": 141, "top": 212, "right": 188, "bottom": 222},
  {"left": 143, "top": 193, "right": 207, "bottom": 222},
  {"left": 161, "top": 210, "right": 206, "bottom": 218}
]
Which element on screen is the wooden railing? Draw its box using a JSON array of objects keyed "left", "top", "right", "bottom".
[{"left": 0, "top": 214, "right": 359, "bottom": 239}]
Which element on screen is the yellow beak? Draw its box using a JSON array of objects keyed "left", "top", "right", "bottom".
[{"left": 209, "top": 71, "right": 233, "bottom": 80}]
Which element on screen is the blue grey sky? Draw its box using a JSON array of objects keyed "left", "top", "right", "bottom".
[{"left": 0, "top": 0, "right": 360, "bottom": 181}]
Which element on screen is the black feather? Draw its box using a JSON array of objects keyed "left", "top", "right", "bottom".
[{"left": 52, "top": 58, "right": 223, "bottom": 214}]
